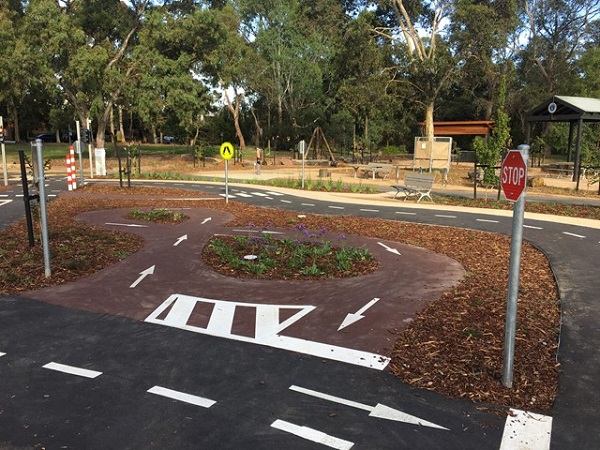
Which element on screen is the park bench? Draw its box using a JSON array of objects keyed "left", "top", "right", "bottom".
[{"left": 391, "top": 173, "right": 436, "bottom": 202}]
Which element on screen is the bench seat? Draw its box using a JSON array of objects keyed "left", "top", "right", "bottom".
[{"left": 391, "top": 173, "right": 435, "bottom": 202}]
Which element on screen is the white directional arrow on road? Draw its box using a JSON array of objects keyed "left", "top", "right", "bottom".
[
  {"left": 201, "top": 217, "right": 212, "bottom": 225},
  {"left": 173, "top": 234, "right": 188, "bottom": 246},
  {"left": 338, "top": 297, "right": 380, "bottom": 331},
  {"left": 129, "top": 265, "right": 155, "bottom": 288},
  {"left": 289, "top": 385, "right": 449, "bottom": 430},
  {"left": 377, "top": 242, "right": 401, "bottom": 255},
  {"left": 105, "top": 222, "right": 148, "bottom": 228}
]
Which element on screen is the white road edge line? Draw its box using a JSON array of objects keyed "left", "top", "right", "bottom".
[
  {"left": 562, "top": 231, "right": 586, "bottom": 239},
  {"left": 499, "top": 408, "right": 552, "bottom": 450},
  {"left": 42, "top": 362, "right": 102, "bottom": 379},
  {"left": 147, "top": 385, "right": 216, "bottom": 408},
  {"left": 271, "top": 419, "right": 354, "bottom": 450}
]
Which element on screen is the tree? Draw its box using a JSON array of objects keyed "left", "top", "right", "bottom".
[
  {"left": 22, "top": 0, "right": 151, "bottom": 149},
  {"left": 473, "top": 76, "right": 512, "bottom": 185},
  {"left": 373, "top": 0, "right": 460, "bottom": 144}
]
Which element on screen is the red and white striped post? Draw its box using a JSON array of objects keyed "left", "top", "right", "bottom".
[
  {"left": 69, "top": 145, "right": 77, "bottom": 189},
  {"left": 66, "top": 154, "right": 73, "bottom": 191}
]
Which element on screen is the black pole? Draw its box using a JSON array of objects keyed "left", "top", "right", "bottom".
[
  {"left": 18, "top": 150, "right": 36, "bottom": 247},
  {"left": 117, "top": 145, "right": 123, "bottom": 188}
]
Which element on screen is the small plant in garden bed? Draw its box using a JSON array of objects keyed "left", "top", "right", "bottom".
[
  {"left": 202, "top": 225, "right": 378, "bottom": 280},
  {"left": 127, "top": 208, "right": 188, "bottom": 223}
]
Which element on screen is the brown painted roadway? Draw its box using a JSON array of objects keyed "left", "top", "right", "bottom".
[{"left": 24, "top": 207, "right": 464, "bottom": 368}]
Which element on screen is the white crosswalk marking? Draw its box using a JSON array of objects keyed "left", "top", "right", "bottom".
[{"left": 145, "top": 294, "right": 390, "bottom": 370}]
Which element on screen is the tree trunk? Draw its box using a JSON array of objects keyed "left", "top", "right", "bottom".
[
  {"left": 424, "top": 101, "right": 435, "bottom": 141},
  {"left": 9, "top": 98, "right": 20, "bottom": 143},
  {"left": 223, "top": 84, "right": 246, "bottom": 150},
  {"left": 118, "top": 105, "right": 126, "bottom": 143}
]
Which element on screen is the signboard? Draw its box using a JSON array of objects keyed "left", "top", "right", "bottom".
[
  {"left": 220, "top": 142, "right": 234, "bottom": 160},
  {"left": 501, "top": 150, "right": 527, "bottom": 201}
]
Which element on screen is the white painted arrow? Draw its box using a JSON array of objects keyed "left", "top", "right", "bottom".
[
  {"left": 377, "top": 242, "right": 401, "bottom": 255},
  {"left": 105, "top": 222, "right": 148, "bottom": 228},
  {"left": 201, "top": 217, "right": 212, "bottom": 225},
  {"left": 173, "top": 234, "right": 188, "bottom": 246},
  {"left": 289, "top": 385, "right": 448, "bottom": 430},
  {"left": 129, "top": 265, "right": 155, "bottom": 288},
  {"left": 338, "top": 297, "right": 380, "bottom": 331}
]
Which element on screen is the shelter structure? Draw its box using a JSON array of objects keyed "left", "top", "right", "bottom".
[{"left": 525, "top": 95, "right": 600, "bottom": 185}]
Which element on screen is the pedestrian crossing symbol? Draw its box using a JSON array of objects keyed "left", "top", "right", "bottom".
[{"left": 220, "top": 142, "right": 234, "bottom": 160}]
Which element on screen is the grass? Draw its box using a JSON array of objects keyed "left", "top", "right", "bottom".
[{"left": 126, "top": 208, "right": 188, "bottom": 223}]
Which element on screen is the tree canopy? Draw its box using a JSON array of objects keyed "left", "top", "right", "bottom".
[{"left": 1, "top": 0, "right": 599, "bottom": 162}]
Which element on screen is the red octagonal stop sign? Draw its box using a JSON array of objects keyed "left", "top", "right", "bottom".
[{"left": 501, "top": 150, "right": 528, "bottom": 201}]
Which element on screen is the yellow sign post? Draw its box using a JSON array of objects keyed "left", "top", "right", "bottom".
[{"left": 220, "top": 142, "right": 234, "bottom": 203}]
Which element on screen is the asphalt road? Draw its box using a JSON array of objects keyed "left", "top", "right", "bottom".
[{"left": 1, "top": 178, "right": 599, "bottom": 449}]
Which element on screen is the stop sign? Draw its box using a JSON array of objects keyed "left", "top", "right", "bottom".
[{"left": 501, "top": 150, "right": 528, "bottom": 201}]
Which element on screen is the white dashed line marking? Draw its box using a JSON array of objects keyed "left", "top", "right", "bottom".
[
  {"left": 147, "top": 386, "right": 216, "bottom": 409},
  {"left": 499, "top": 408, "right": 552, "bottom": 450},
  {"left": 395, "top": 211, "right": 417, "bottom": 216},
  {"left": 301, "top": 203, "right": 315, "bottom": 207},
  {"left": 524, "top": 225, "right": 544, "bottom": 230},
  {"left": 0, "top": 352, "right": 5, "bottom": 357},
  {"left": 281, "top": 199, "right": 292, "bottom": 204},
  {"left": 250, "top": 192, "right": 269, "bottom": 197},
  {"left": 476, "top": 218, "right": 499, "bottom": 223},
  {"left": 235, "top": 193, "right": 253, "bottom": 197},
  {"left": 42, "top": 362, "right": 102, "bottom": 379},
  {"left": 360, "top": 209, "right": 380, "bottom": 212},
  {"left": 328, "top": 206, "right": 345, "bottom": 210},
  {"left": 271, "top": 419, "right": 354, "bottom": 450},
  {"left": 266, "top": 191, "right": 285, "bottom": 196},
  {"left": 563, "top": 231, "right": 586, "bottom": 239},
  {"left": 435, "top": 214, "right": 457, "bottom": 219},
  {"left": 219, "top": 194, "right": 236, "bottom": 199}
]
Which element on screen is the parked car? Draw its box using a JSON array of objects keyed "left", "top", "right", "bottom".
[
  {"left": 163, "top": 135, "right": 176, "bottom": 144},
  {"left": 35, "top": 133, "right": 57, "bottom": 143}
]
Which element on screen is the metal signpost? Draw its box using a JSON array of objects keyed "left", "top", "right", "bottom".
[
  {"left": 299, "top": 140, "right": 306, "bottom": 188},
  {"left": 220, "top": 142, "right": 234, "bottom": 204},
  {"left": 0, "top": 116, "right": 7, "bottom": 186},
  {"left": 500, "top": 145, "right": 529, "bottom": 388},
  {"left": 33, "top": 139, "right": 52, "bottom": 278}
]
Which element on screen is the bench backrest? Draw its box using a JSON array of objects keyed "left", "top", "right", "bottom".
[{"left": 404, "top": 173, "right": 435, "bottom": 188}]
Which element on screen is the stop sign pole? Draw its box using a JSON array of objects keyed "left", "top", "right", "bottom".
[{"left": 501, "top": 144, "right": 529, "bottom": 388}]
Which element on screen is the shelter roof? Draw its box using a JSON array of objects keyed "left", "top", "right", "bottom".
[
  {"left": 418, "top": 121, "right": 494, "bottom": 136},
  {"left": 526, "top": 95, "right": 600, "bottom": 123}
]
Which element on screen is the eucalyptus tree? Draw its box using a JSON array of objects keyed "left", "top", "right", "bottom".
[
  {"left": 21, "top": 0, "right": 151, "bottom": 149},
  {"left": 372, "top": 0, "right": 461, "bottom": 143},
  {"left": 130, "top": 3, "right": 218, "bottom": 145},
  {"left": 517, "top": 0, "right": 600, "bottom": 103},
  {"left": 449, "top": 0, "right": 519, "bottom": 121},
  {"left": 334, "top": 10, "right": 397, "bottom": 155},
  {"left": 0, "top": 0, "right": 36, "bottom": 141},
  {"left": 233, "top": 0, "right": 345, "bottom": 144}
]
